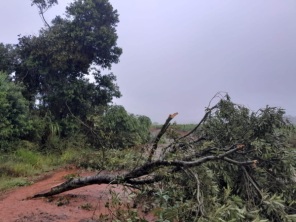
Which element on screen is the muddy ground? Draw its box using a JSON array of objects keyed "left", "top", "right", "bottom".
[{"left": 0, "top": 167, "right": 154, "bottom": 222}]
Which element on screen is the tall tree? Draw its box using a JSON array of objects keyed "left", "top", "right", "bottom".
[{"left": 15, "top": 0, "right": 122, "bottom": 120}]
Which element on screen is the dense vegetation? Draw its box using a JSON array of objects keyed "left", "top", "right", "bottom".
[
  {"left": 0, "top": 0, "right": 151, "bottom": 153},
  {"left": 0, "top": 0, "right": 295, "bottom": 221}
]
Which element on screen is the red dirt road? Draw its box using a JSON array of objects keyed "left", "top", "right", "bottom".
[{"left": 0, "top": 168, "right": 153, "bottom": 222}]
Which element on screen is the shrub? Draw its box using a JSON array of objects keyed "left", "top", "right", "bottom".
[{"left": 95, "top": 105, "right": 152, "bottom": 149}]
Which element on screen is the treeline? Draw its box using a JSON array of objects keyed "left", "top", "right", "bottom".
[{"left": 0, "top": 0, "right": 151, "bottom": 153}]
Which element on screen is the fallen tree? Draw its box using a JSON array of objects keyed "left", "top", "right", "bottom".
[
  {"left": 31, "top": 93, "right": 296, "bottom": 221},
  {"left": 32, "top": 143, "right": 252, "bottom": 198}
]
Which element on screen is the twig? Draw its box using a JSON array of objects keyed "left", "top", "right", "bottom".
[
  {"left": 223, "top": 157, "right": 256, "bottom": 166},
  {"left": 178, "top": 105, "right": 217, "bottom": 140}
]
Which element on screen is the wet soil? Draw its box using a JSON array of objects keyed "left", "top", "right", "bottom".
[{"left": 0, "top": 167, "right": 154, "bottom": 222}]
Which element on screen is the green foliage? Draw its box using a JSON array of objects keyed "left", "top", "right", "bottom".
[
  {"left": 100, "top": 188, "right": 150, "bottom": 222},
  {"left": 31, "top": 0, "right": 58, "bottom": 11},
  {"left": 201, "top": 99, "right": 296, "bottom": 215},
  {"left": 0, "top": 177, "right": 31, "bottom": 191},
  {"left": 0, "top": 72, "right": 31, "bottom": 149},
  {"left": 287, "top": 128, "right": 296, "bottom": 148},
  {"left": 61, "top": 147, "right": 95, "bottom": 167},
  {"left": 136, "top": 95, "right": 296, "bottom": 221},
  {"left": 0, "top": 43, "right": 16, "bottom": 74},
  {"left": 0, "top": 0, "right": 125, "bottom": 154},
  {"left": 103, "top": 148, "right": 146, "bottom": 170},
  {"left": 0, "top": 145, "right": 91, "bottom": 192},
  {"left": 95, "top": 105, "right": 152, "bottom": 149},
  {"left": 0, "top": 148, "right": 55, "bottom": 179},
  {"left": 15, "top": 0, "right": 122, "bottom": 121}
]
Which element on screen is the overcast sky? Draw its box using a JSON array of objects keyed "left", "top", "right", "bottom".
[{"left": 1, "top": 0, "right": 296, "bottom": 123}]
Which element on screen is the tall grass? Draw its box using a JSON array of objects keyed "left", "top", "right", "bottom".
[
  {"left": 0, "top": 136, "right": 148, "bottom": 193},
  {"left": 0, "top": 146, "right": 79, "bottom": 192}
]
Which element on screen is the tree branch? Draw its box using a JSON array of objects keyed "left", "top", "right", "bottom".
[
  {"left": 31, "top": 143, "right": 252, "bottom": 198},
  {"left": 241, "top": 166, "right": 263, "bottom": 198},
  {"left": 32, "top": 174, "right": 120, "bottom": 198},
  {"left": 125, "top": 144, "right": 245, "bottom": 179},
  {"left": 178, "top": 105, "right": 217, "bottom": 140}
]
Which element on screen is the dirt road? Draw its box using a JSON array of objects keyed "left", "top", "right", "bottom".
[{"left": 0, "top": 168, "right": 153, "bottom": 222}]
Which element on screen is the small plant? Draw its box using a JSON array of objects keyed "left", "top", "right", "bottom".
[
  {"left": 80, "top": 202, "right": 93, "bottom": 211},
  {"left": 101, "top": 188, "right": 150, "bottom": 222},
  {"left": 56, "top": 196, "right": 70, "bottom": 206}
]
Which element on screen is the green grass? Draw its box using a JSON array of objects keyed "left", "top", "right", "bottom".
[
  {"left": 0, "top": 140, "right": 148, "bottom": 193},
  {"left": 0, "top": 176, "right": 32, "bottom": 191},
  {"left": 0, "top": 148, "right": 66, "bottom": 192},
  {"left": 0, "top": 148, "right": 60, "bottom": 177},
  {"left": 0, "top": 146, "right": 143, "bottom": 192}
]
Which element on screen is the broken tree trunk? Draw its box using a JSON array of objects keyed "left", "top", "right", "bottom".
[{"left": 147, "top": 112, "right": 178, "bottom": 162}]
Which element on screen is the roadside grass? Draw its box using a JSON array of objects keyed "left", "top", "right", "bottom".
[
  {"left": 0, "top": 148, "right": 59, "bottom": 192},
  {"left": 0, "top": 144, "right": 147, "bottom": 192},
  {"left": 0, "top": 177, "right": 31, "bottom": 191},
  {"left": 0, "top": 144, "right": 73, "bottom": 192}
]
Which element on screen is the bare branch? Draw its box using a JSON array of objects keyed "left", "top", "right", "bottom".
[{"left": 178, "top": 105, "right": 217, "bottom": 140}]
